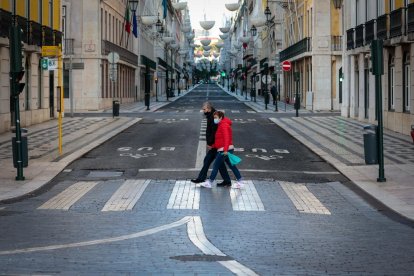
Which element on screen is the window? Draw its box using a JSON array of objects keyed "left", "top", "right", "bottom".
[
  {"left": 377, "top": 0, "right": 384, "bottom": 16},
  {"left": 48, "top": 0, "right": 53, "bottom": 28},
  {"left": 390, "top": 0, "right": 395, "bottom": 11},
  {"left": 389, "top": 56, "right": 395, "bottom": 110},
  {"left": 25, "top": 0, "right": 30, "bottom": 18},
  {"left": 38, "top": 0, "right": 42, "bottom": 24},
  {"left": 403, "top": 53, "right": 411, "bottom": 112}
]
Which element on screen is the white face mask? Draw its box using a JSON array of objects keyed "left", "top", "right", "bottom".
[{"left": 214, "top": 118, "right": 220, "bottom": 124}]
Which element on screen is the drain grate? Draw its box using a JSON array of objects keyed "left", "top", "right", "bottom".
[
  {"left": 170, "top": 254, "right": 232, "bottom": 262},
  {"left": 87, "top": 170, "right": 123, "bottom": 178}
]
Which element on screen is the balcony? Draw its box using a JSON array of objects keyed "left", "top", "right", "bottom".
[
  {"left": 346, "top": 28, "right": 354, "bottom": 50},
  {"left": 0, "top": 9, "right": 12, "bottom": 38},
  {"left": 408, "top": 3, "right": 414, "bottom": 33},
  {"left": 365, "top": 19, "right": 375, "bottom": 45},
  {"left": 377, "top": 14, "right": 388, "bottom": 40},
  {"left": 54, "top": 30, "right": 62, "bottom": 46},
  {"left": 355, "top": 24, "right": 364, "bottom": 48},
  {"left": 331, "top": 36, "right": 342, "bottom": 51},
  {"left": 280, "top": 37, "right": 311, "bottom": 61},
  {"left": 43, "top": 25, "right": 54, "bottom": 46},
  {"left": 28, "top": 21, "right": 42, "bottom": 46},
  {"left": 16, "top": 15, "right": 28, "bottom": 43},
  {"left": 389, "top": 8, "right": 405, "bottom": 38},
  {"left": 102, "top": 40, "right": 138, "bottom": 66}
]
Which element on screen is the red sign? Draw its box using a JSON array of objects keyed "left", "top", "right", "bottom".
[{"left": 282, "top": 60, "right": 292, "bottom": 72}]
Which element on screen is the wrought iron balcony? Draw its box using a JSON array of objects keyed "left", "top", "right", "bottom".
[
  {"left": 28, "top": 21, "right": 42, "bottom": 46},
  {"left": 16, "top": 15, "right": 28, "bottom": 43},
  {"left": 346, "top": 28, "right": 354, "bottom": 50},
  {"left": 0, "top": 9, "right": 12, "bottom": 38},
  {"left": 408, "top": 3, "right": 414, "bottom": 33},
  {"left": 102, "top": 40, "right": 138, "bottom": 66},
  {"left": 64, "top": 38, "right": 74, "bottom": 55},
  {"left": 280, "top": 37, "right": 311, "bottom": 61},
  {"left": 355, "top": 24, "right": 364, "bottom": 48},
  {"left": 377, "top": 14, "right": 388, "bottom": 40},
  {"left": 42, "top": 25, "right": 54, "bottom": 46},
  {"left": 365, "top": 19, "right": 375, "bottom": 45},
  {"left": 389, "top": 7, "right": 405, "bottom": 38},
  {"left": 331, "top": 36, "right": 342, "bottom": 51},
  {"left": 54, "top": 30, "right": 62, "bottom": 46}
]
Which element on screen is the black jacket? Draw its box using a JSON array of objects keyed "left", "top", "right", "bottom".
[{"left": 205, "top": 107, "right": 217, "bottom": 146}]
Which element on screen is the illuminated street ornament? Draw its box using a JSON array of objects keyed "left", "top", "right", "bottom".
[
  {"left": 216, "top": 42, "right": 224, "bottom": 48},
  {"left": 163, "top": 36, "right": 174, "bottom": 43},
  {"left": 182, "top": 25, "right": 191, "bottom": 33},
  {"left": 239, "top": 36, "right": 250, "bottom": 43},
  {"left": 200, "top": 39, "right": 211, "bottom": 46},
  {"left": 250, "top": 0, "right": 266, "bottom": 27},
  {"left": 219, "top": 27, "right": 230, "bottom": 33},
  {"left": 225, "top": 3, "right": 240, "bottom": 11},
  {"left": 141, "top": 16, "right": 158, "bottom": 25},
  {"left": 219, "top": 34, "right": 229, "bottom": 40},
  {"left": 213, "top": 52, "right": 220, "bottom": 58},
  {"left": 199, "top": 20, "right": 215, "bottom": 30},
  {"left": 172, "top": 2, "right": 187, "bottom": 10}
]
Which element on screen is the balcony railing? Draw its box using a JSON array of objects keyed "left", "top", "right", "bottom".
[
  {"left": 16, "top": 15, "right": 28, "bottom": 43},
  {"left": 408, "top": 3, "right": 414, "bottom": 33},
  {"left": 390, "top": 7, "right": 405, "bottom": 38},
  {"left": 28, "top": 21, "right": 42, "bottom": 46},
  {"left": 280, "top": 37, "right": 311, "bottom": 61},
  {"left": 64, "top": 38, "right": 74, "bottom": 55},
  {"left": 331, "top": 35, "right": 342, "bottom": 51},
  {"left": 43, "top": 25, "right": 54, "bottom": 46},
  {"left": 355, "top": 24, "right": 364, "bottom": 47},
  {"left": 0, "top": 9, "right": 12, "bottom": 38},
  {"left": 54, "top": 30, "right": 62, "bottom": 46},
  {"left": 377, "top": 14, "right": 388, "bottom": 40},
  {"left": 102, "top": 40, "right": 138, "bottom": 66},
  {"left": 365, "top": 19, "right": 375, "bottom": 45},
  {"left": 346, "top": 28, "right": 354, "bottom": 50}
]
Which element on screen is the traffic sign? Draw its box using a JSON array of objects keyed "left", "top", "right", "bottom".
[
  {"left": 41, "top": 58, "right": 48, "bottom": 70},
  {"left": 47, "top": 58, "right": 58, "bottom": 70},
  {"left": 262, "top": 75, "right": 272, "bottom": 83},
  {"left": 107, "top": 52, "right": 120, "bottom": 64},
  {"left": 41, "top": 46, "right": 59, "bottom": 57},
  {"left": 282, "top": 60, "right": 291, "bottom": 72}
]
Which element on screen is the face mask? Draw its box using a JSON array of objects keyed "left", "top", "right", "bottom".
[{"left": 214, "top": 118, "right": 220, "bottom": 124}]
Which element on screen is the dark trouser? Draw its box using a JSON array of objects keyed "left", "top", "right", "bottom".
[{"left": 197, "top": 148, "right": 231, "bottom": 182}]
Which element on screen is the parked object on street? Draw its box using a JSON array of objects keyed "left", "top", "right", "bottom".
[{"left": 363, "top": 125, "right": 378, "bottom": 165}]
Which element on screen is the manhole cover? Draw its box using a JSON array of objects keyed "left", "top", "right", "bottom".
[
  {"left": 170, "top": 254, "right": 232, "bottom": 262},
  {"left": 87, "top": 171, "right": 123, "bottom": 178}
]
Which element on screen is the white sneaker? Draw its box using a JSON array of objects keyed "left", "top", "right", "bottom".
[
  {"left": 233, "top": 180, "right": 244, "bottom": 189},
  {"left": 200, "top": 179, "right": 212, "bottom": 188}
]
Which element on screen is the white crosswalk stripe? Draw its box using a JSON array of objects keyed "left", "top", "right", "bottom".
[
  {"left": 230, "top": 180, "right": 265, "bottom": 211},
  {"left": 38, "top": 181, "right": 99, "bottom": 210},
  {"left": 102, "top": 179, "right": 150, "bottom": 211},
  {"left": 167, "top": 180, "right": 200, "bottom": 209}
]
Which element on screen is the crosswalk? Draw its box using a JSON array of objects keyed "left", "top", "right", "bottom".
[{"left": 36, "top": 180, "right": 332, "bottom": 215}]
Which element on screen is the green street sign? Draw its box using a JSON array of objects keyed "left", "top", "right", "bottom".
[{"left": 41, "top": 58, "right": 48, "bottom": 70}]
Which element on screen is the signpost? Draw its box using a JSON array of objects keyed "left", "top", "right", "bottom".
[
  {"left": 107, "top": 52, "right": 120, "bottom": 117},
  {"left": 274, "top": 54, "right": 282, "bottom": 112}
]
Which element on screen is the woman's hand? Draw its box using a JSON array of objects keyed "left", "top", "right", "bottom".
[{"left": 223, "top": 151, "right": 228, "bottom": 156}]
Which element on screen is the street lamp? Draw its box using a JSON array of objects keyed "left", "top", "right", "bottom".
[
  {"left": 156, "top": 14, "right": 163, "bottom": 33},
  {"left": 264, "top": 5, "right": 271, "bottom": 22},
  {"left": 250, "top": 25, "right": 257, "bottom": 37},
  {"left": 332, "top": 0, "right": 343, "bottom": 9},
  {"left": 128, "top": 0, "right": 139, "bottom": 13}
]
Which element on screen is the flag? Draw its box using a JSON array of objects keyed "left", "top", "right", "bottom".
[
  {"left": 124, "top": 6, "right": 131, "bottom": 33},
  {"left": 132, "top": 11, "right": 138, "bottom": 38},
  {"left": 162, "top": 0, "right": 167, "bottom": 19}
]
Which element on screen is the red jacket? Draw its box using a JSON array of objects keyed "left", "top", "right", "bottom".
[{"left": 212, "top": 117, "right": 233, "bottom": 152}]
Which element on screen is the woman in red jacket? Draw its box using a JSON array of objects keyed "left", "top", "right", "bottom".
[{"left": 200, "top": 111, "right": 244, "bottom": 189}]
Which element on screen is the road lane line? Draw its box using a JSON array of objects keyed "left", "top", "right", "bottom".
[
  {"left": 0, "top": 216, "right": 193, "bottom": 255},
  {"left": 279, "top": 181, "right": 331, "bottom": 215},
  {"left": 187, "top": 216, "right": 259, "bottom": 276},
  {"left": 195, "top": 140, "right": 206, "bottom": 169},
  {"left": 38, "top": 181, "right": 99, "bottom": 210},
  {"left": 138, "top": 168, "right": 339, "bottom": 174},
  {"left": 101, "top": 179, "right": 150, "bottom": 211}
]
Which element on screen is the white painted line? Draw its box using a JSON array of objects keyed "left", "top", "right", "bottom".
[
  {"left": 0, "top": 216, "right": 193, "bottom": 255},
  {"left": 167, "top": 181, "right": 200, "bottom": 209},
  {"left": 38, "top": 181, "right": 99, "bottom": 210},
  {"left": 137, "top": 168, "right": 339, "bottom": 174},
  {"left": 280, "top": 182, "right": 331, "bottom": 215},
  {"left": 247, "top": 111, "right": 256, "bottom": 113},
  {"left": 187, "top": 216, "right": 259, "bottom": 276},
  {"left": 102, "top": 179, "right": 150, "bottom": 211},
  {"left": 230, "top": 181, "right": 265, "bottom": 211},
  {"left": 195, "top": 140, "right": 206, "bottom": 169}
]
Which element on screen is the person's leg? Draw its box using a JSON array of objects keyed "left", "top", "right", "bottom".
[
  {"left": 217, "top": 158, "right": 231, "bottom": 186},
  {"left": 194, "top": 149, "right": 216, "bottom": 181},
  {"left": 224, "top": 150, "right": 244, "bottom": 188},
  {"left": 200, "top": 152, "right": 225, "bottom": 188}
]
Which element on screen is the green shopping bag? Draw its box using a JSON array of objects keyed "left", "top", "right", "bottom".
[{"left": 227, "top": 152, "right": 242, "bottom": 166}]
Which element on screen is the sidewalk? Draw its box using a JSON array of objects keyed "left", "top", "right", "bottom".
[
  {"left": 0, "top": 87, "right": 196, "bottom": 203},
  {"left": 219, "top": 84, "right": 414, "bottom": 221}
]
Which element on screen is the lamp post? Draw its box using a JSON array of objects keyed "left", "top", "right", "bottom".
[{"left": 332, "top": 0, "right": 343, "bottom": 9}]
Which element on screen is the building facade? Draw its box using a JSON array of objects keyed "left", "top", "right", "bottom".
[
  {"left": 344, "top": 0, "right": 414, "bottom": 135},
  {"left": 0, "top": 0, "right": 62, "bottom": 134},
  {"left": 280, "top": 0, "right": 342, "bottom": 111}
]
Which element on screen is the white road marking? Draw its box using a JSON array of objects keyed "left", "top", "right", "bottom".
[
  {"left": 167, "top": 180, "right": 200, "bottom": 209},
  {"left": 230, "top": 181, "right": 265, "bottom": 211},
  {"left": 247, "top": 111, "right": 256, "bottom": 113},
  {"left": 196, "top": 140, "right": 206, "bottom": 169},
  {"left": 102, "top": 179, "right": 150, "bottom": 211},
  {"left": 187, "top": 216, "right": 259, "bottom": 276},
  {"left": 280, "top": 182, "right": 331, "bottom": 215},
  {"left": 0, "top": 216, "right": 193, "bottom": 255},
  {"left": 137, "top": 168, "right": 339, "bottom": 174},
  {"left": 38, "top": 181, "right": 99, "bottom": 210}
]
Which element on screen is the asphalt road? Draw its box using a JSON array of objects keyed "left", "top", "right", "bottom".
[{"left": 0, "top": 84, "right": 413, "bottom": 275}]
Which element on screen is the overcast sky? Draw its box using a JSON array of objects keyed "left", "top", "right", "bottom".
[{"left": 186, "top": 0, "right": 237, "bottom": 38}]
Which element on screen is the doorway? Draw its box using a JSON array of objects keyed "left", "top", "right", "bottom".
[{"left": 49, "top": 71, "right": 54, "bottom": 118}]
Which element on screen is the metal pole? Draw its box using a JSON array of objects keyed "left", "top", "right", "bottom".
[
  {"left": 69, "top": 55, "right": 73, "bottom": 117},
  {"left": 155, "top": 80, "right": 158, "bottom": 101},
  {"left": 296, "top": 77, "right": 299, "bottom": 117},
  {"left": 376, "top": 73, "right": 386, "bottom": 182},
  {"left": 265, "top": 70, "right": 268, "bottom": 110},
  {"left": 275, "top": 73, "right": 279, "bottom": 112}
]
